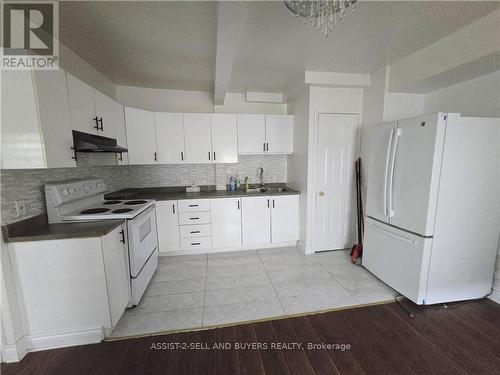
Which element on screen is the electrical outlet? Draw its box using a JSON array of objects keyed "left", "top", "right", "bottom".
[{"left": 15, "top": 200, "right": 26, "bottom": 217}]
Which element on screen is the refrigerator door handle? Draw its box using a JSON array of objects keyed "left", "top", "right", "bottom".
[
  {"left": 369, "top": 222, "right": 417, "bottom": 245},
  {"left": 383, "top": 129, "right": 395, "bottom": 217},
  {"left": 387, "top": 128, "right": 402, "bottom": 217}
]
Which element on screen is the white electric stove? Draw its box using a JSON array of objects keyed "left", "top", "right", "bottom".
[{"left": 45, "top": 178, "right": 158, "bottom": 305}]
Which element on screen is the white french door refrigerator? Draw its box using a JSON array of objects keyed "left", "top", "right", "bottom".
[{"left": 363, "top": 113, "right": 500, "bottom": 305}]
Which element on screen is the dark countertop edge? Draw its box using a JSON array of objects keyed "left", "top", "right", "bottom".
[
  {"left": 3, "top": 215, "right": 125, "bottom": 243},
  {"left": 105, "top": 188, "right": 300, "bottom": 201}
]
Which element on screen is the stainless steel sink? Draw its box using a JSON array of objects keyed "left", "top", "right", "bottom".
[{"left": 245, "top": 188, "right": 268, "bottom": 193}]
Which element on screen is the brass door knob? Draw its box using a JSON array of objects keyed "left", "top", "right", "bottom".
[{"left": 319, "top": 191, "right": 325, "bottom": 197}]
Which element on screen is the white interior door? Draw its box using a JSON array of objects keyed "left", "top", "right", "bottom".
[
  {"left": 212, "top": 114, "right": 238, "bottom": 163},
  {"left": 365, "top": 122, "right": 397, "bottom": 223},
  {"left": 155, "top": 112, "right": 185, "bottom": 164},
  {"left": 390, "top": 113, "right": 446, "bottom": 236},
  {"left": 314, "top": 113, "right": 358, "bottom": 251},
  {"left": 124, "top": 107, "right": 157, "bottom": 165},
  {"left": 184, "top": 113, "right": 212, "bottom": 164}
]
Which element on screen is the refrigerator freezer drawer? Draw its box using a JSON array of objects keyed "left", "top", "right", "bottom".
[{"left": 363, "top": 218, "right": 433, "bottom": 304}]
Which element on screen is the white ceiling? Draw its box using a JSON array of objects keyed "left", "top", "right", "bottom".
[{"left": 60, "top": 1, "right": 500, "bottom": 93}]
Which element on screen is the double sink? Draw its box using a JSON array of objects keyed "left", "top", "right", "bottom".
[{"left": 244, "top": 187, "right": 291, "bottom": 194}]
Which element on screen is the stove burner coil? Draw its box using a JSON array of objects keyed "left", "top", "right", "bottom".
[
  {"left": 124, "top": 200, "right": 147, "bottom": 205},
  {"left": 80, "top": 208, "right": 110, "bottom": 214},
  {"left": 112, "top": 208, "right": 134, "bottom": 213},
  {"left": 103, "top": 200, "right": 122, "bottom": 205}
]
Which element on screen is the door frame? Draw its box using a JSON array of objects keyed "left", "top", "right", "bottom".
[{"left": 306, "top": 110, "right": 361, "bottom": 254}]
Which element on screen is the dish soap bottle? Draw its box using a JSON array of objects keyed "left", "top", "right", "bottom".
[
  {"left": 229, "top": 176, "right": 236, "bottom": 192},
  {"left": 236, "top": 176, "right": 241, "bottom": 191},
  {"left": 244, "top": 176, "right": 249, "bottom": 192}
]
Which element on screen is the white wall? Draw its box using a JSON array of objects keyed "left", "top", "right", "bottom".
[
  {"left": 59, "top": 43, "right": 116, "bottom": 99},
  {"left": 423, "top": 69, "right": 500, "bottom": 118},
  {"left": 286, "top": 87, "right": 310, "bottom": 247},
  {"left": 116, "top": 85, "right": 214, "bottom": 112}
]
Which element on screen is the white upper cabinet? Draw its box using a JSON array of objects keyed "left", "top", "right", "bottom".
[
  {"left": 1, "top": 69, "right": 76, "bottom": 169},
  {"left": 184, "top": 113, "right": 212, "bottom": 164},
  {"left": 237, "top": 114, "right": 266, "bottom": 154},
  {"left": 271, "top": 195, "right": 299, "bottom": 244},
  {"left": 113, "top": 100, "right": 128, "bottom": 165},
  {"left": 32, "top": 69, "right": 76, "bottom": 168},
  {"left": 211, "top": 114, "right": 238, "bottom": 163},
  {"left": 211, "top": 198, "right": 242, "bottom": 248},
  {"left": 124, "top": 107, "right": 157, "bottom": 165},
  {"left": 155, "top": 112, "right": 185, "bottom": 164},
  {"left": 265, "top": 115, "right": 294, "bottom": 154},
  {"left": 67, "top": 72, "right": 116, "bottom": 138},
  {"left": 66, "top": 72, "right": 98, "bottom": 134},
  {"left": 94, "top": 90, "right": 115, "bottom": 138},
  {"left": 1, "top": 70, "right": 45, "bottom": 169}
]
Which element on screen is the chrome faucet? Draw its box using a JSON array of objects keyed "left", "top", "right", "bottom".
[{"left": 258, "top": 167, "right": 264, "bottom": 188}]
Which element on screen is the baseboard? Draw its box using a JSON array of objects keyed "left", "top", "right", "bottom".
[
  {"left": 2, "top": 337, "right": 28, "bottom": 363},
  {"left": 488, "top": 290, "right": 500, "bottom": 304},
  {"left": 158, "top": 241, "right": 298, "bottom": 257},
  {"left": 24, "top": 327, "right": 105, "bottom": 353}
]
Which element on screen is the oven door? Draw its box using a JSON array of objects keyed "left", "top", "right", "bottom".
[{"left": 127, "top": 205, "right": 158, "bottom": 278}]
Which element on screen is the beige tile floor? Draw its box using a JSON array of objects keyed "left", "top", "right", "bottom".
[{"left": 110, "top": 246, "right": 397, "bottom": 338}]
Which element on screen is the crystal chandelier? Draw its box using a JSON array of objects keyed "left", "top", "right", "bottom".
[{"left": 284, "top": 0, "right": 358, "bottom": 37}]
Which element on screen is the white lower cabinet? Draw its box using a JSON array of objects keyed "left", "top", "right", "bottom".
[
  {"left": 101, "top": 224, "right": 130, "bottom": 328},
  {"left": 270, "top": 195, "right": 300, "bottom": 243},
  {"left": 7, "top": 224, "right": 130, "bottom": 352},
  {"left": 241, "top": 196, "right": 271, "bottom": 246},
  {"left": 157, "top": 194, "right": 299, "bottom": 254},
  {"left": 211, "top": 198, "right": 242, "bottom": 248},
  {"left": 156, "top": 200, "right": 180, "bottom": 253}
]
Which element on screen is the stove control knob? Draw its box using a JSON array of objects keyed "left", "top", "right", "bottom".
[
  {"left": 62, "top": 189, "right": 68, "bottom": 195},
  {"left": 84, "top": 185, "right": 90, "bottom": 192},
  {"left": 69, "top": 188, "right": 75, "bottom": 194}
]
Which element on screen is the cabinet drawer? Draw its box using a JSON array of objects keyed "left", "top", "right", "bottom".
[
  {"left": 179, "top": 211, "right": 211, "bottom": 225},
  {"left": 181, "top": 236, "right": 212, "bottom": 250},
  {"left": 179, "top": 224, "right": 212, "bottom": 238},
  {"left": 178, "top": 199, "right": 210, "bottom": 212}
]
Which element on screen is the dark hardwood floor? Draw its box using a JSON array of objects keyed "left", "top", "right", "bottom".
[{"left": 3, "top": 299, "right": 500, "bottom": 375}]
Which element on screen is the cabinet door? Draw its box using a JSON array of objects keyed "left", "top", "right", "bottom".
[
  {"left": 265, "top": 115, "right": 294, "bottom": 154},
  {"left": 237, "top": 114, "right": 266, "bottom": 154},
  {"left": 101, "top": 225, "right": 130, "bottom": 329},
  {"left": 271, "top": 195, "right": 299, "bottom": 243},
  {"left": 113, "top": 100, "right": 128, "bottom": 165},
  {"left": 156, "top": 201, "right": 181, "bottom": 252},
  {"left": 94, "top": 90, "right": 115, "bottom": 138},
  {"left": 124, "top": 107, "right": 157, "bottom": 165},
  {"left": 211, "top": 198, "right": 242, "bottom": 248},
  {"left": 241, "top": 196, "right": 270, "bottom": 246},
  {"left": 184, "top": 113, "right": 212, "bottom": 164},
  {"left": 32, "top": 69, "right": 76, "bottom": 168},
  {"left": 211, "top": 114, "right": 238, "bottom": 163},
  {"left": 66, "top": 72, "right": 98, "bottom": 134},
  {"left": 1, "top": 70, "right": 45, "bottom": 169},
  {"left": 155, "top": 112, "right": 185, "bottom": 164}
]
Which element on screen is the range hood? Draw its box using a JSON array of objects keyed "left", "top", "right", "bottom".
[{"left": 72, "top": 130, "right": 128, "bottom": 153}]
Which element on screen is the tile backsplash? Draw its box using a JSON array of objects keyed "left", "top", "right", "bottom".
[{"left": 0, "top": 154, "right": 287, "bottom": 225}]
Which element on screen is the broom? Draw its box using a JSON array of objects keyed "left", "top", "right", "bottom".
[{"left": 351, "top": 158, "right": 364, "bottom": 264}]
